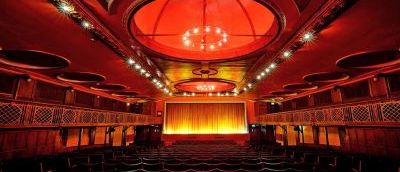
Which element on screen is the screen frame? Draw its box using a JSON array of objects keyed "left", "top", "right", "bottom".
[{"left": 163, "top": 101, "right": 248, "bottom": 134}]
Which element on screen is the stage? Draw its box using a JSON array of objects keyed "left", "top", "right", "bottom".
[{"left": 161, "top": 134, "right": 250, "bottom": 145}]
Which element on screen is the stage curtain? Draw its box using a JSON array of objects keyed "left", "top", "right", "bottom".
[{"left": 164, "top": 103, "right": 247, "bottom": 134}]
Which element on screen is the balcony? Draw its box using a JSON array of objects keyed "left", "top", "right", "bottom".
[
  {"left": 257, "top": 98, "right": 400, "bottom": 126},
  {"left": 0, "top": 99, "right": 162, "bottom": 128}
]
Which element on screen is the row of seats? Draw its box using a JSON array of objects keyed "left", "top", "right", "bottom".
[{"left": 2, "top": 141, "right": 399, "bottom": 172}]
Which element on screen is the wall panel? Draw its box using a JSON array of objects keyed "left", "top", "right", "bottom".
[
  {"left": 94, "top": 127, "right": 106, "bottom": 145},
  {"left": 112, "top": 126, "right": 123, "bottom": 146},
  {"left": 66, "top": 128, "right": 80, "bottom": 147}
]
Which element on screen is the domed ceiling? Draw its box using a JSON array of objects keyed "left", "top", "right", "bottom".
[{"left": 129, "top": 0, "right": 280, "bottom": 61}]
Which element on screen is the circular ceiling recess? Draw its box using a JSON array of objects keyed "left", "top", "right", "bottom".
[
  {"left": 112, "top": 91, "right": 139, "bottom": 97},
  {"left": 130, "top": 0, "right": 281, "bottom": 61},
  {"left": 0, "top": 49, "right": 70, "bottom": 69},
  {"left": 57, "top": 72, "right": 106, "bottom": 83},
  {"left": 303, "top": 72, "right": 350, "bottom": 83},
  {"left": 270, "top": 90, "right": 298, "bottom": 97},
  {"left": 192, "top": 67, "right": 218, "bottom": 76},
  {"left": 90, "top": 84, "right": 127, "bottom": 91},
  {"left": 337, "top": 50, "right": 400, "bottom": 69},
  {"left": 174, "top": 79, "right": 236, "bottom": 93},
  {"left": 283, "top": 83, "right": 318, "bottom": 91}
]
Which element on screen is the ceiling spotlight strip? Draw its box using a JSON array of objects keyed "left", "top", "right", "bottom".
[
  {"left": 49, "top": 0, "right": 172, "bottom": 95},
  {"left": 241, "top": 0, "right": 357, "bottom": 94}
]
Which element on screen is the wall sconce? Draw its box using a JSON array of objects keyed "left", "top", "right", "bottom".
[
  {"left": 333, "top": 85, "right": 342, "bottom": 91},
  {"left": 66, "top": 86, "right": 74, "bottom": 92},
  {"left": 18, "top": 74, "right": 32, "bottom": 82}
]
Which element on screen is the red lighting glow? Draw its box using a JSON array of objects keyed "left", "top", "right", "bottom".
[{"left": 130, "top": 0, "right": 280, "bottom": 61}]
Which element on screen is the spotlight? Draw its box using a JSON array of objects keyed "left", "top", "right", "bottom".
[
  {"left": 59, "top": 2, "right": 74, "bottom": 14},
  {"left": 225, "top": 92, "right": 229, "bottom": 96},
  {"left": 256, "top": 75, "right": 261, "bottom": 80},
  {"left": 283, "top": 51, "right": 292, "bottom": 58},
  {"left": 183, "top": 92, "right": 187, "bottom": 96},
  {"left": 247, "top": 83, "right": 252, "bottom": 88},
  {"left": 145, "top": 73, "right": 151, "bottom": 78},
  {"left": 302, "top": 32, "right": 314, "bottom": 42},
  {"left": 191, "top": 92, "right": 195, "bottom": 96},
  {"left": 269, "top": 63, "right": 276, "bottom": 69},
  {"left": 81, "top": 20, "right": 92, "bottom": 29},
  {"left": 243, "top": 88, "right": 247, "bottom": 91},
  {"left": 140, "top": 69, "right": 146, "bottom": 74},
  {"left": 135, "top": 64, "right": 141, "bottom": 69},
  {"left": 127, "top": 58, "right": 135, "bottom": 65},
  {"left": 169, "top": 92, "right": 173, "bottom": 96},
  {"left": 126, "top": 103, "right": 130, "bottom": 106},
  {"left": 265, "top": 68, "right": 270, "bottom": 73},
  {"left": 208, "top": 93, "right": 213, "bottom": 96},
  {"left": 260, "top": 72, "right": 266, "bottom": 76}
]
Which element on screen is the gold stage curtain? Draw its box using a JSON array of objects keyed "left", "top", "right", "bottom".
[{"left": 164, "top": 103, "right": 248, "bottom": 134}]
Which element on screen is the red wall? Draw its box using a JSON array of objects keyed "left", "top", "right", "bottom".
[
  {"left": 344, "top": 127, "right": 400, "bottom": 158},
  {"left": 0, "top": 129, "right": 64, "bottom": 159}
]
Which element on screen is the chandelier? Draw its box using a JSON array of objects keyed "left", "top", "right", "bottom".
[
  {"left": 196, "top": 84, "right": 216, "bottom": 92},
  {"left": 182, "top": 26, "right": 228, "bottom": 51}
]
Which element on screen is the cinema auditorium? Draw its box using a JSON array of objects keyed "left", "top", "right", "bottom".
[{"left": 0, "top": 0, "right": 399, "bottom": 171}]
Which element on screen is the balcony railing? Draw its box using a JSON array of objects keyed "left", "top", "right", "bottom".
[
  {"left": 257, "top": 98, "right": 400, "bottom": 126},
  {"left": 0, "top": 99, "right": 161, "bottom": 128}
]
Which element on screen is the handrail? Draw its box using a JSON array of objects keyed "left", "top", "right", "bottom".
[
  {"left": 0, "top": 98, "right": 134, "bottom": 114},
  {"left": 257, "top": 97, "right": 400, "bottom": 126},
  {"left": 0, "top": 99, "right": 161, "bottom": 128}
]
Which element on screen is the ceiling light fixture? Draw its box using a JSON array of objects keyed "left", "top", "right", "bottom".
[
  {"left": 81, "top": 20, "right": 92, "bottom": 29},
  {"left": 302, "top": 32, "right": 315, "bottom": 42},
  {"left": 283, "top": 51, "right": 292, "bottom": 58},
  {"left": 182, "top": 26, "right": 228, "bottom": 51},
  {"left": 196, "top": 84, "right": 215, "bottom": 92},
  {"left": 58, "top": 2, "right": 74, "bottom": 14},
  {"left": 127, "top": 58, "right": 135, "bottom": 65}
]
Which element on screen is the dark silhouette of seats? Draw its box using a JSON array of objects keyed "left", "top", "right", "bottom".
[
  {"left": 216, "top": 163, "right": 241, "bottom": 171},
  {"left": 142, "top": 162, "right": 162, "bottom": 172},
  {"left": 241, "top": 162, "right": 263, "bottom": 171}
]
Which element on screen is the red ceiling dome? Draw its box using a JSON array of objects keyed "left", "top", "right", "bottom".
[{"left": 129, "top": 0, "right": 281, "bottom": 61}]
